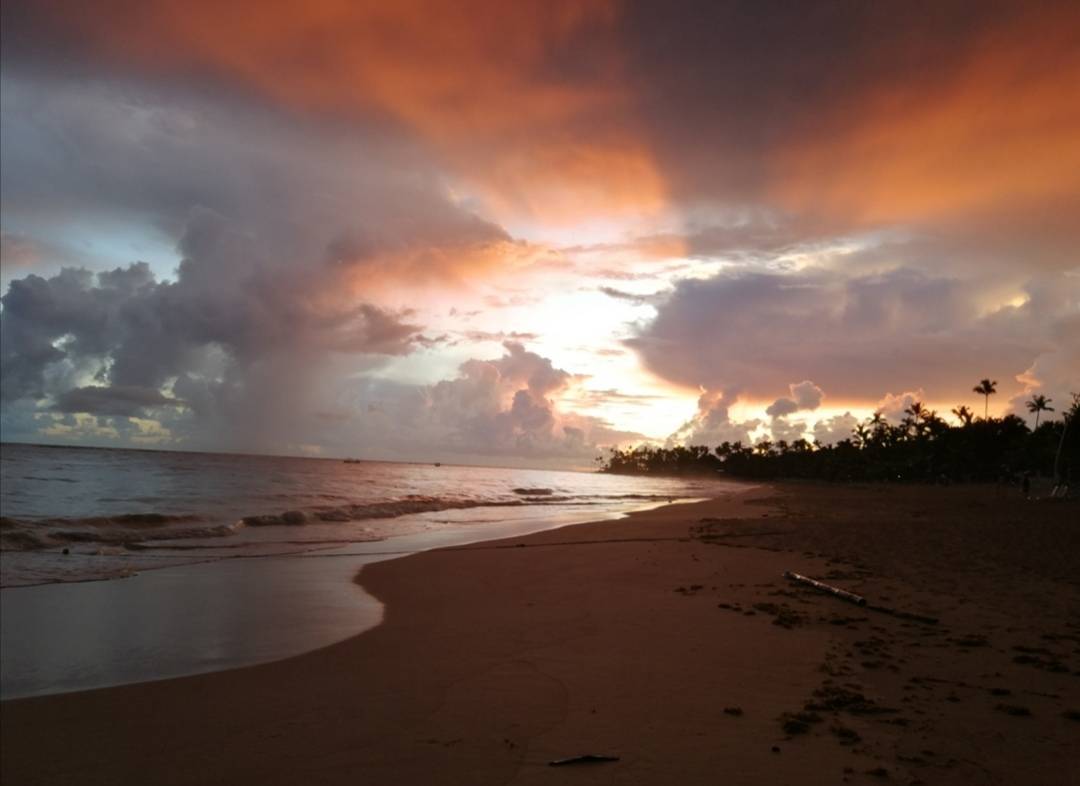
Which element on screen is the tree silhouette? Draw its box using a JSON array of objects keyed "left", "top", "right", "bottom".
[
  {"left": 951, "top": 405, "right": 974, "bottom": 426},
  {"left": 1026, "top": 394, "right": 1054, "bottom": 429},
  {"left": 973, "top": 378, "right": 998, "bottom": 419},
  {"left": 853, "top": 423, "right": 871, "bottom": 448},
  {"left": 598, "top": 405, "right": 1066, "bottom": 485}
]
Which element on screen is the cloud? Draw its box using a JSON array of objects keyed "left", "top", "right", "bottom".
[
  {"left": 459, "top": 330, "right": 541, "bottom": 344},
  {"left": 0, "top": 214, "right": 428, "bottom": 447},
  {"left": 1011, "top": 305, "right": 1080, "bottom": 417},
  {"left": 0, "top": 71, "right": 514, "bottom": 283},
  {"left": 629, "top": 266, "right": 1077, "bottom": 405},
  {"left": 670, "top": 389, "right": 761, "bottom": 448},
  {"left": 6, "top": 0, "right": 1078, "bottom": 241},
  {"left": 765, "top": 380, "right": 824, "bottom": 417},
  {"left": 813, "top": 412, "right": 860, "bottom": 446},
  {"left": 597, "top": 286, "right": 662, "bottom": 306},
  {"left": 762, "top": 380, "right": 825, "bottom": 444},
  {"left": 2, "top": 0, "right": 668, "bottom": 222},
  {"left": 875, "top": 391, "right": 926, "bottom": 423},
  {"left": 0, "top": 65, "right": 541, "bottom": 455},
  {"left": 764, "top": 398, "right": 799, "bottom": 418},
  {"left": 0, "top": 231, "right": 47, "bottom": 271},
  {"left": 53, "top": 385, "right": 180, "bottom": 417},
  {"left": 769, "top": 417, "right": 808, "bottom": 444},
  {"left": 619, "top": 3, "right": 1080, "bottom": 250},
  {"left": 322, "top": 342, "right": 647, "bottom": 464}
]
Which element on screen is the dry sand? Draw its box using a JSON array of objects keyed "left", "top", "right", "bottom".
[{"left": 2, "top": 483, "right": 1078, "bottom": 785}]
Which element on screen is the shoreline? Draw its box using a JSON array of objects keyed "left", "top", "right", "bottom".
[
  {"left": 3, "top": 483, "right": 1078, "bottom": 785},
  {"left": 0, "top": 494, "right": 718, "bottom": 700}
]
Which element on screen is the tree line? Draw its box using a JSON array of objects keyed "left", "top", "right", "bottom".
[{"left": 597, "top": 385, "right": 1079, "bottom": 486}]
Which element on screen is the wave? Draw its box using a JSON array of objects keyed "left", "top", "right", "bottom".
[
  {"left": 240, "top": 496, "right": 529, "bottom": 527},
  {"left": 0, "top": 490, "right": 684, "bottom": 553},
  {"left": 3, "top": 513, "right": 203, "bottom": 529},
  {"left": 0, "top": 515, "right": 238, "bottom": 552}
]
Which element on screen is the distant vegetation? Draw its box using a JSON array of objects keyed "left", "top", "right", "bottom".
[{"left": 597, "top": 392, "right": 1080, "bottom": 486}]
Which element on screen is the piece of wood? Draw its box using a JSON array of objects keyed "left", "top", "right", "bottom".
[
  {"left": 783, "top": 571, "right": 939, "bottom": 625},
  {"left": 783, "top": 571, "right": 866, "bottom": 605}
]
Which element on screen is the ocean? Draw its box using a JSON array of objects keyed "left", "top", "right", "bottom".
[{"left": 1, "top": 443, "right": 741, "bottom": 698}]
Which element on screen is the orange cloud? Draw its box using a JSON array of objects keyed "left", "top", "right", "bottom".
[
  {"left": 773, "top": 7, "right": 1080, "bottom": 227},
  {"left": 32, "top": 0, "right": 666, "bottom": 222},
  {"left": 336, "top": 238, "right": 549, "bottom": 302}
]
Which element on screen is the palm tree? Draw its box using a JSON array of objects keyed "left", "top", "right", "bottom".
[
  {"left": 1025, "top": 394, "right": 1054, "bottom": 429},
  {"left": 951, "top": 405, "right": 974, "bottom": 426},
  {"left": 904, "top": 401, "right": 939, "bottom": 437},
  {"left": 973, "top": 378, "right": 998, "bottom": 419},
  {"left": 852, "top": 423, "right": 871, "bottom": 448}
]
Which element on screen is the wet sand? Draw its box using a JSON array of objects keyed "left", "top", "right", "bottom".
[{"left": 2, "top": 483, "right": 1078, "bottom": 785}]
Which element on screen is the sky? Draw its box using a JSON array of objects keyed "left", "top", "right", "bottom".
[{"left": 1, "top": 0, "right": 1078, "bottom": 468}]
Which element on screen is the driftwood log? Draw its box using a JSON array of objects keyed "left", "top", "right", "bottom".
[
  {"left": 783, "top": 571, "right": 866, "bottom": 605},
  {"left": 783, "top": 571, "right": 939, "bottom": 625}
]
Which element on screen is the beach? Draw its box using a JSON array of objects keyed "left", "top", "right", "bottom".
[{"left": 2, "top": 483, "right": 1078, "bottom": 785}]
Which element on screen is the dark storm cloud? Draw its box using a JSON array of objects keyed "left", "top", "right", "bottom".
[
  {"left": 0, "top": 72, "right": 509, "bottom": 265},
  {"left": 619, "top": 0, "right": 995, "bottom": 194},
  {"left": 619, "top": 2, "right": 1079, "bottom": 221},
  {"left": 0, "top": 65, "right": 517, "bottom": 451},
  {"left": 0, "top": 219, "right": 425, "bottom": 410}
]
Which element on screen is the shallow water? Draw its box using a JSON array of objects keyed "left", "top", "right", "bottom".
[
  {"left": 1, "top": 444, "right": 740, "bottom": 698},
  {"left": 1, "top": 443, "right": 726, "bottom": 587}
]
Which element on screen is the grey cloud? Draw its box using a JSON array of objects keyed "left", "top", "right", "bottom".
[
  {"left": 813, "top": 412, "right": 860, "bottom": 445},
  {"left": 764, "top": 399, "right": 798, "bottom": 418},
  {"left": 766, "top": 380, "right": 825, "bottom": 417},
  {"left": 597, "top": 286, "right": 663, "bottom": 306},
  {"left": 323, "top": 344, "right": 647, "bottom": 463},
  {"left": 769, "top": 417, "right": 808, "bottom": 444},
  {"left": 0, "top": 67, "right": 520, "bottom": 453},
  {"left": 629, "top": 266, "right": 1076, "bottom": 404},
  {"left": 1, "top": 234, "right": 425, "bottom": 423},
  {"left": 670, "top": 389, "right": 762, "bottom": 448},
  {"left": 1, "top": 72, "right": 507, "bottom": 259},
  {"left": 53, "top": 385, "right": 179, "bottom": 416}
]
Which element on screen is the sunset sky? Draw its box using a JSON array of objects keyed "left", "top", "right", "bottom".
[{"left": 2, "top": 1, "right": 1078, "bottom": 467}]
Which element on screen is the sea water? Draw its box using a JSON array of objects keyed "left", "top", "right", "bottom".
[{"left": 1, "top": 443, "right": 741, "bottom": 698}]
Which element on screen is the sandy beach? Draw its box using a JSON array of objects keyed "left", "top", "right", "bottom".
[{"left": 2, "top": 483, "right": 1078, "bottom": 785}]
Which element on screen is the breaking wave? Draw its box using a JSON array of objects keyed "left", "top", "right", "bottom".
[
  {"left": 1, "top": 515, "right": 243, "bottom": 552},
  {"left": 239, "top": 496, "right": 530, "bottom": 527},
  {"left": 0, "top": 491, "right": 682, "bottom": 553}
]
